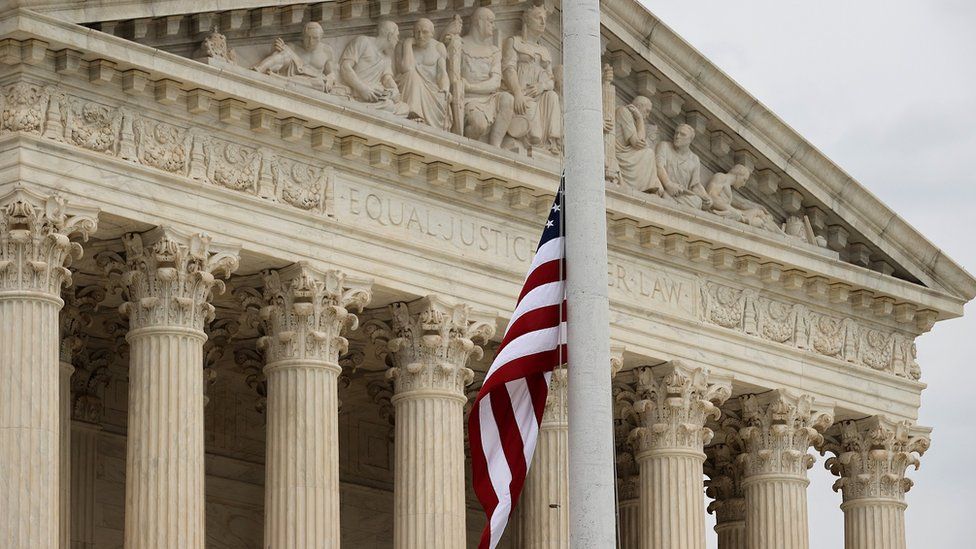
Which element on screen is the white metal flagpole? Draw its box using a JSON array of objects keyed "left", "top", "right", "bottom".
[{"left": 562, "top": 0, "right": 617, "bottom": 546}]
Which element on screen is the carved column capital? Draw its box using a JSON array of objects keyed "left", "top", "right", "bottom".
[
  {"left": 822, "top": 415, "right": 930, "bottom": 503},
  {"left": 737, "top": 389, "right": 834, "bottom": 479},
  {"left": 71, "top": 348, "right": 113, "bottom": 425},
  {"left": 365, "top": 295, "right": 495, "bottom": 397},
  {"left": 705, "top": 414, "right": 747, "bottom": 524},
  {"left": 251, "top": 263, "right": 371, "bottom": 365},
  {"left": 60, "top": 284, "right": 106, "bottom": 364},
  {"left": 0, "top": 188, "right": 98, "bottom": 296},
  {"left": 629, "top": 361, "right": 732, "bottom": 455},
  {"left": 98, "top": 226, "right": 240, "bottom": 332}
]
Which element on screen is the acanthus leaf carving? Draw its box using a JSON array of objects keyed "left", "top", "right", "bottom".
[
  {"left": 628, "top": 361, "right": 732, "bottom": 454},
  {"left": 364, "top": 295, "right": 495, "bottom": 397},
  {"left": 737, "top": 390, "right": 834, "bottom": 478},
  {"left": 97, "top": 226, "right": 240, "bottom": 332},
  {"left": 0, "top": 188, "right": 98, "bottom": 295},
  {"left": 71, "top": 347, "right": 114, "bottom": 424},
  {"left": 821, "top": 415, "right": 930, "bottom": 503}
]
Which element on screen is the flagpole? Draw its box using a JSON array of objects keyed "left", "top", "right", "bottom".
[{"left": 562, "top": 0, "right": 616, "bottom": 546}]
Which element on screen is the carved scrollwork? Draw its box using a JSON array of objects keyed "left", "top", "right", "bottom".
[
  {"left": 205, "top": 137, "right": 261, "bottom": 193},
  {"left": 272, "top": 155, "right": 331, "bottom": 213},
  {"left": 737, "top": 390, "right": 833, "bottom": 478},
  {"left": 132, "top": 117, "right": 193, "bottom": 174},
  {"left": 364, "top": 295, "right": 495, "bottom": 397},
  {"left": 65, "top": 98, "right": 124, "bottom": 154},
  {"left": 822, "top": 415, "right": 930, "bottom": 502},
  {"left": 628, "top": 361, "right": 731, "bottom": 454},
  {"left": 0, "top": 82, "right": 49, "bottom": 134}
]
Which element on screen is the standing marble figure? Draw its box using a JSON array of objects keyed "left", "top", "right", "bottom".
[
  {"left": 460, "top": 7, "right": 516, "bottom": 147},
  {"left": 396, "top": 19, "right": 451, "bottom": 130}
]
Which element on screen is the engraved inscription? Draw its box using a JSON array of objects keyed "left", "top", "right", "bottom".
[{"left": 606, "top": 260, "right": 697, "bottom": 318}]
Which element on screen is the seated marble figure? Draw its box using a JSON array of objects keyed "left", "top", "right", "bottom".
[
  {"left": 614, "top": 96, "right": 662, "bottom": 194},
  {"left": 251, "top": 22, "right": 337, "bottom": 93},
  {"left": 395, "top": 19, "right": 451, "bottom": 131},
  {"left": 336, "top": 21, "right": 409, "bottom": 115},
  {"left": 656, "top": 124, "right": 712, "bottom": 209}
]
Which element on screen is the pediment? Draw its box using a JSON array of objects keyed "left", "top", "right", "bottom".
[{"left": 2, "top": 0, "right": 973, "bottom": 314}]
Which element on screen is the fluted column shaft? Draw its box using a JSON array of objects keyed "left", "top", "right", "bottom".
[
  {"left": 70, "top": 420, "right": 100, "bottom": 549},
  {"left": 629, "top": 362, "right": 731, "bottom": 549},
  {"left": 716, "top": 520, "right": 746, "bottom": 549},
  {"left": 367, "top": 296, "right": 493, "bottom": 549},
  {"left": 743, "top": 474, "right": 810, "bottom": 549},
  {"left": 842, "top": 499, "right": 907, "bottom": 549},
  {"left": 393, "top": 391, "right": 467, "bottom": 548},
  {"left": 519, "top": 370, "right": 569, "bottom": 548},
  {"left": 59, "top": 361, "right": 74, "bottom": 549},
  {"left": 0, "top": 189, "right": 97, "bottom": 549},
  {"left": 637, "top": 450, "right": 707, "bottom": 549},
  {"left": 264, "top": 360, "right": 341, "bottom": 548},
  {"left": 0, "top": 295, "right": 62, "bottom": 549},
  {"left": 618, "top": 497, "right": 640, "bottom": 549},
  {"left": 124, "top": 327, "right": 207, "bottom": 548}
]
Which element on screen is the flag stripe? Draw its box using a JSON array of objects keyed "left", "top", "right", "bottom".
[{"left": 469, "top": 181, "right": 566, "bottom": 549}]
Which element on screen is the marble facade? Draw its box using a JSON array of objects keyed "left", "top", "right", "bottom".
[{"left": 0, "top": 1, "right": 971, "bottom": 548}]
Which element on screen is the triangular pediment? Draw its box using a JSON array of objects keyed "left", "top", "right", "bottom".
[{"left": 3, "top": 0, "right": 973, "bottom": 311}]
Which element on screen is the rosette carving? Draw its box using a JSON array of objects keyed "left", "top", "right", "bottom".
[
  {"left": 737, "top": 390, "right": 834, "bottom": 478},
  {"left": 822, "top": 415, "right": 930, "bottom": 502},
  {"left": 0, "top": 188, "right": 98, "bottom": 295},
  {"left": 628, "top": 361, "right": 731, "bottom": 454},
  {"left": 365, "top": 296, "right": 495, "bottom": 397},
  {"left": 248, "top": 263, "right": 371, "bottom": 364},
  {"left": 97, "top": 227, "right": 239, "bottom": 331}
]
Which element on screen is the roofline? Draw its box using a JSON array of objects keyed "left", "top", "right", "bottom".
[{"left": 602, "top": 0, "right": 976, "bottom": 302}]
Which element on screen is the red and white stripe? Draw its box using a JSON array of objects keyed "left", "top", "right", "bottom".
[{"left": 468, "top": 221, "right": 566, "bottom": 549}]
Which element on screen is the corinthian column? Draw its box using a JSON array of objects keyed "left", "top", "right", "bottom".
[
  {"left": 0, "top": 189, "right": 97, "bottom": 549},
  {"left": 738, "top": 390, "right": 834, "bottom": 549},
  {"left": 58, "top": 285, "right": 104, "bottom": 549},
  {"left": 248, "top": 264, "right": 371, "bottom": 549},
  {"left": 100, "top": 227, "right": 239, "bottom": 549},
  {"left": 366, "top": 296, "right": 495, "bottom": 549},
  {"left": 517, "top": 369, "right": 569, "bottom": 548},
  {"left": 823, "top": 416, "right": 930, "bottom": 549},
  {"left": 705, "top": 416, "right": 746, "bottom": 549},
  {"left": 629, "top": 361, "right": 731, "bottom": 549}
]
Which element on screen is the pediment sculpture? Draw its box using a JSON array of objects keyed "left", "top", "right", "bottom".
[{"left": 196, "top": 7, "right": 564, "bottom": 156}]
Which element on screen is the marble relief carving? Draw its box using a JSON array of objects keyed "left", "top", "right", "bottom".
[
  {"left": 699, "top": 280, "right": 920, "bottom": 379},
  {"left": 395, "top": 18, "right": 451, "bottom": 130},
  {"left": 252, "top": 22, "right": 338, "bottom": 93},
  {"left": 336, "top": 21, "right": 408, "bottom": 114}
]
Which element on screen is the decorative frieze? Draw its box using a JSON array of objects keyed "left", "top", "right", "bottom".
[{"left": 699, "top": 280, "right": 920, "bottom": 379}]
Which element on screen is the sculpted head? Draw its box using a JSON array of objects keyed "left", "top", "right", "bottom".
[
  {"left": 674, "top": 124, "right": 695, "bottom": 148},
  {"left": 523, "top": 4, "right": 548, "bottom": 35},
  {"left": 302, "top": 22, "right": 324, "bottom": 49},
  {"left": 377, "top": 20, "right": 400, "bottom": 53},
  {"left": 414, "top": 18, "right": 435, "bottom": 48},
  {"left": 730, "top": 164, "right": 751, "bottom": 188},
  {"left": 471, "top": 7, "right": 496, "bottom": 40},
  {"left": 631, "top": 95, "right": 653, "bottom": 119}
]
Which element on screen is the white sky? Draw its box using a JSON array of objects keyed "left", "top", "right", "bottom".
[{"left": 640, "top": 1, "right": 976, "bottom": 547}]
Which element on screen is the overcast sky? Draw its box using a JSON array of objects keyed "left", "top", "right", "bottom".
[{"left": 641, "top": 1, "right": 976, "bottom": 547}]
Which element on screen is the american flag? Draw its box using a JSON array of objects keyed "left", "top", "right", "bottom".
[{"left": 468, "top": 181, "right": 567, "bottom": 549}]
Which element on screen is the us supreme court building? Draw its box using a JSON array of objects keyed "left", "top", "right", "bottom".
[{"left": 0, "top": 1, "right": 970, "bottom": 548}]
